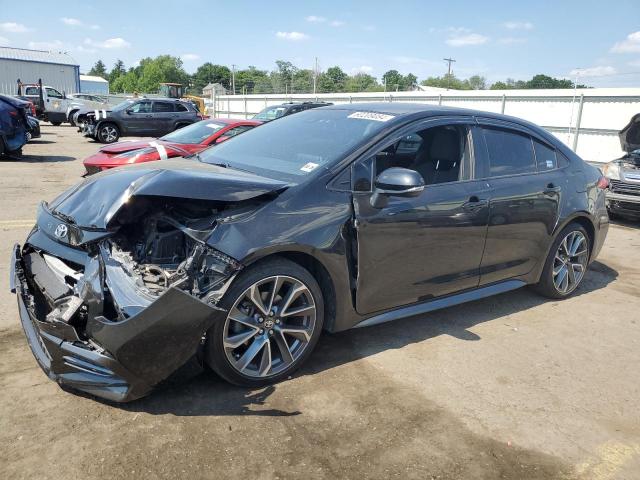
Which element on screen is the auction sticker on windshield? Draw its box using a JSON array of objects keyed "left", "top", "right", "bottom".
[
  {"left": 348, "top": 112, "right": 395, "bottom": 122},
  {"left": 300, "top": 162, "right": 320, "bottom": 172}
]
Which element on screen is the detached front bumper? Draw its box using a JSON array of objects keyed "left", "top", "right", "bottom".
[{"left": 11, "top": 242, "right": 226, "bottom": 402}]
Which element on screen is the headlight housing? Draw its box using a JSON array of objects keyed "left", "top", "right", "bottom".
[{"left": 602, "top": 162, "right": 621, "bottom": 181}]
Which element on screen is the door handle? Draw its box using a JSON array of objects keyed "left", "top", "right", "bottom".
[
  {"left": 543, "top": 183, "right": 561, "bottom": 195},
  {"left": 462, "top": 196, "right": 488, "bottom": 211}
]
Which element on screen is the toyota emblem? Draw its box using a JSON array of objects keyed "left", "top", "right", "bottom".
[{"left": 54, "top": 224, "right": 68, "bottom": 238}]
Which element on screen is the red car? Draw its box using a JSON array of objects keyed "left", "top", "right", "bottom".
[{"left": 83, "top": 118, "right": 261, "bottom": 175}]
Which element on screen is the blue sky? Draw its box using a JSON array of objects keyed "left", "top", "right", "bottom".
[{"left": 1, "top": 0, "right": 639, "bottom": 87}]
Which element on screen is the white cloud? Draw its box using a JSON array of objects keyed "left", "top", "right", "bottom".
[
  {"left": 611, "top": 31, "right": 640, "bottom": 53},
  {"left": 0, "top": 36, "right": 9, "bottom": 45},
  {"left": 305, "top": 15, "right": 326, "bottom": 23},
  {"left": 276, "top": 31, "right": 309, "bottom": 41},
  {"left": 84, "top": 37, "right": 131, "bottom": 49},
  {"left": 628, "top": 59, "right": 640, "bottom": 67},
  {"left": 351, "top": 65, "right": 373, "bottom": 74},
  {"left": 498, "top": 37, "right": 526, "bottom": 45},
  {"left": 330, "top": 20, "right": 345, "bottom": 27},
  {"left": 503, "top": 21, "right": 534, "bottom": 30},
  {"left": 181, "top": 53, "right": 200, "bottom": 61},
  {"left": 570, "top": 66, "right": 617, "bottom": 77},
  {"left": 28, "top": 40, "right": 64, "bottom": 50},
  {"left": 1, "top": 22, "right": 31, "bottom": 33},
  {"left": 60, "top": 17, "right": 100, "bottom": 30},
  {"left": 61, "top": 17, "right": 82, "bottom": 26},
  {"left": 446, "top": 33, "right": 488, "bottom": 47}
]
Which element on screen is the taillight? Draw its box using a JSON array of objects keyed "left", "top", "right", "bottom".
[{"left": 597, "top": 176, "right": 609, "bottom": 189}]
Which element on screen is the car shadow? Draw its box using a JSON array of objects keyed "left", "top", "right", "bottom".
[
  {"left": 2, "top": 154, "right": 75, "bottom": 163},
  {"left": 610, "top": 216, "right": 640, "bottom": 228},
  {"left": 116, "top": 260, "right": 617, "bottom": 417},
  {"left": 27, "top": 139, "right": 56, "bottom": 144}
]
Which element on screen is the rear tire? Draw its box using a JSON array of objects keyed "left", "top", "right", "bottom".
[
  {"left": 205, "top": 257, "right": 324, "bottom": 387},
  {"left": 97, "top": 123, "right": 119, "bottom": 143},
  {"left": 51, "top": 122, "right": 62, "bottom": 126},
  {"left": 534, "top": 223, "right": 590, "bottom": 299}
]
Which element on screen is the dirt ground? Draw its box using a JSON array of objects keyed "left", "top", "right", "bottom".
[{"left": 0, "top": 125, "right": 639, "bottom": 480}]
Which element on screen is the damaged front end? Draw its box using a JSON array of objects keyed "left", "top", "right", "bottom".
[{"left": 11, "top": 196, "right": 245, "bottom": 402}]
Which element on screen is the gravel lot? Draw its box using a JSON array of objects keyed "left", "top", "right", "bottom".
[{"left": 1, "top": 125, "right": 639, "bottom": 480}]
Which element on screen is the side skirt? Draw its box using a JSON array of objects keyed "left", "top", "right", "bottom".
[{"left": 355, "top": 279, "right": 526, "bottom": 328}]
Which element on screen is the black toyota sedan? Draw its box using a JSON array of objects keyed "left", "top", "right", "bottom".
[{"left": 11, "top": 103, "right": 609, "bottom": 402}]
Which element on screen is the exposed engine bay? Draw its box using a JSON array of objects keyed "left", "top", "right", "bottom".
[{"left": 12, "top": 195, "right": 255, "bottom": 402}]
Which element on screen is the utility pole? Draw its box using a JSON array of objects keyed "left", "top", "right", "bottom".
[
  {"left": 231, "top": 64, "right": 237, "bottom": 95},
  {"left": 443, "top": 57, "right": 456, "bottom": 90}
]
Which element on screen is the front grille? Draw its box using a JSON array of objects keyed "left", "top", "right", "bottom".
[{"left": 610, "top": 179, "right": 640, "bottom": 196}]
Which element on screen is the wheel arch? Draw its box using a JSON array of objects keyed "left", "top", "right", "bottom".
[
  {"left": 242, "top": 249, "right": 338, "bottom": 332},
  {"left": 531, "top": 211, "right": 597, "bottom": 284}
]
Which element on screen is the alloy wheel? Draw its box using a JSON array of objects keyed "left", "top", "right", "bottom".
[
  {"left": 101, "top": 126, "right": 117, "bottom": 142},
  {"left": 552, "top": 230, "right": 588, "bottom": 294},
  {"left": 223, "top": 275, "right": 316, "bottom": 378}
]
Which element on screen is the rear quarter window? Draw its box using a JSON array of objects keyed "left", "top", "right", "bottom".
[{"left": 533, "top": 140, "right": 558, "bottom": 171}]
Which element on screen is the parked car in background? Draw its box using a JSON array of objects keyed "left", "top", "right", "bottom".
[
  {"left": 602, "top": 113, "right": 640, "bottom": 220},
  {"left": 66, "top": 93, "right": 109, "bottom": 126},
  {"left": 253, "top": 101, "right": 332, "bottom": 122},
  {"left": 83, "top": 118, "right": 261, "bottom": 174},
  {"left": 82, "top": 98, "right": 202, "bottom": 143},
  {"left": 26, "top": 116, "right": 41, "bottom": 141},
  {"left": 0, "top": 94, "right": 30, "bottom": 156},
  {"left": 11, "top": 103, "right": 609, "bottom": 402}
]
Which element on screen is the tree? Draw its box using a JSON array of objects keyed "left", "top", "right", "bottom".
[
  {"left": 235, "top": 66, "right": 270, "bottom": 94},
  {"left": 192, "top": 63, "right": 231, "bottom": 93},
  {"left": 135, "top": 55, "right": 190, "bottom": 93},
  {"left": 526, "top": 74, "right": 572, "bottom": 89},
  {"left": 318, "top": 66, "right": 348, "bottom": 92},
  {"left": 382, "top": 70, "right": 403, "bottom": 91},
  {"left": 108, "top": 59, "right": 126, "bottom": 85},
  {"left": 466, "top": 75, "right": 487, "bottom": 90},
  {"left": 345, "top": 73, "right": 379, "bottom": 92},
  {"left": 88, "top": 60, "right": 107, "bottom": 79}
]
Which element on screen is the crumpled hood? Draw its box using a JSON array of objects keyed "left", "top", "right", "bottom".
[
  {"left": 619, "top": 113, "right": 640, "bottom": 153},
  {"left": 48, "top": 159, "right": 288, "bottom": 229}
]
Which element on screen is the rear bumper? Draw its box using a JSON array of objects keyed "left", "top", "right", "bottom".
[{"left": 11, "top": 242, "right": 225, "bottom": 402}]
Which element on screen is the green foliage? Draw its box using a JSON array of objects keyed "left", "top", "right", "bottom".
[
  {"left": 192, "top": 63, "right": 231, "bottom": 93},
  {"left": 104, "top": 55, "right": 590, "bottom": 96},
  {"left": 88, "top": 60, "right": 107, "bottom": 79},
  {"left": 382, "top": 70, "right": 417, "bottom": 91},
  {"left": 108, "top": 59, "right": 126, "bottom": 85},
  {"left": 489, "top": 74, "right": 587, "bottom": 90}
]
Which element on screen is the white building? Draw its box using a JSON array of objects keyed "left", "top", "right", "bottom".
[
  {"left": 80, "top": 74, "right": 109, "bottom": 95},
  {"left": 0, "top": 46, "right": 80, "bottom": 96}
]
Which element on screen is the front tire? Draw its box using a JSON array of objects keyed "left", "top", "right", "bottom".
[
  {"left": 51, "top": 121, "right": 62, "bottom": 126},
  {"left": 97, "top": 123, "right": 119, "bottom": 143},
  {"left": 534, "top": 223, "right": 590, "bottom": 299},
  {"left": 205, "top": 257, "right": 324, "bottom": 387}
]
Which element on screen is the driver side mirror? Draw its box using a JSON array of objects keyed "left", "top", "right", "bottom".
[
  {"left": 126, "top": 109, "right": 133, "bottom": 115},
  {"left": 370, "top": 167, "right": 425, "bottom": 209},
  {"left": 62, "top": 91, "right": 66, "bottom": 99}
]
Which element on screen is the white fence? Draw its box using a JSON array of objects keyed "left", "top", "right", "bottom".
[{"left": 209, "top": 88, "right": 640, "bottom": 163}]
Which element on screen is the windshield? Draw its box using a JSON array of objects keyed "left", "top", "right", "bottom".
[
  {"left": 161, "top": 120, "right": 226, "bottom": 144},
  {"left": 254, "top": 105, "right": 288, "bottom": 121},
  {"left": 112, "top": 100, "right": 135, "bottom": 112},
  {"left": 200, "top": 109, "right": 392, "bottom": 181}
]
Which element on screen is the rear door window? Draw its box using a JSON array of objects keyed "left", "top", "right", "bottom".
[
  {"left": 533, "top": 140, "right": 557, "bottom": 171},
  {"left": 152, "top": 102, "right": 174, "bottom": 113},
  {"left": 482, "top": 127, "right": 536, "bottom": 177}
]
